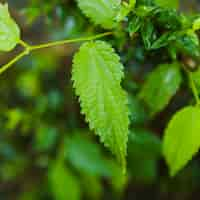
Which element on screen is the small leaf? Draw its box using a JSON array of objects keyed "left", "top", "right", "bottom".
[
  {"left": 139, "top": 63, "right": 182, "bottom": 115},
  {"left": 128, "top": 16, "right": 143, "bottom": 36},
  {"left": 135, "top": 5, "right": 155, "bottom": 17},
  {"left": 155, "top": 9, "right": 182, "bottom": 30},
  {"left": 155, "top": 0, "right": 179, "bottom": 9},
  {"left": 48, "top": 161, "right": 81, "bottom": 200},
  {"left": 151, "top": 32, "right": 177, "bottom": 50},
  {"left": 175, "top": 32, "right": 200, "bottom": 57},
  {"left": 163, "top": 106, "right": 200, "bottom": 176},
  {"left": 191, "top": 69, "right": 200, "bottom": 92},
  {"left": 128, "top": 129, "right": 161, "bottom": 183},
  {"left": 72, "top": 41, "right": 129, "bottom": 171},
  {"left": 129, "top": 0, "right": 136, "bottom": 7},
  {"left": 141, "top": 20, "right": 156, "bottom": 49},
  {"left": 65, "top": 133, "right": 111, "bottom": 177},
  {"left": 128, "top": 129, "right": 161, "bottom": 159},
  {"left": 128, "top": 95, "right": 148, "bottom": 125},
  {"left": 0, "top": 3, "right": 20, "bottom": 51},
  {"left": 34, "top": 125, "right": 58, "bottom": 152},
  {"left": 193, "top": 18, "right": 200, "bottom": 31},
  {"left": 6, "top": 109, "right": 23, "bottom": 130},
  {"left": 76, "top": 0, "right": 121, "bottom": 29}
]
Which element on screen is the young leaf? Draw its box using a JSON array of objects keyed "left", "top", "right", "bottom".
[
  {"left": 163, "top": 106, "right": 200, "bottom": 176},
  {"left": 128, "top": 16, "right": 143, "bottom": 36},
  {"left": 141, "top": 20, "right": 156, "bottom": 49},
  {"left": 76, "top": 0, "right": 121, "bottom": 29},
  {"left": 72, "top": 41, "right": 129, "bottom": 171},
  {"left": 139, "top": 63, "right": 182, "bottom": 115},
  {"left": 151, "top": 32, "right": 177, "bottom": 50},
  {"left": 0, "top": 3, "right": 20, "bottom": 51}
]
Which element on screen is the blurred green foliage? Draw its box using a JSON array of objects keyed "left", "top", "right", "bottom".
[{"left": 1, "top": 0, "right": 200, "bottom": 200}]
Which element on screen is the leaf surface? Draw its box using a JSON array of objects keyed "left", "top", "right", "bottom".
[
  {"left": 163, "top": 106, "right": 200, "bottom": 176},
  {"left": 72, "top": 41, "right": 129, "bottom": 171},
  {"left": 155, "top": 0, "right": 179, "bottom": 9},
  {"left": 48, "top": 161, "right": 81, "bottom": 200},
  {"left": 76, "top": 0, "right": 121, "bottom": 29},
  {"left": 139, "top": 63, "right": 182, "bottom": 115},
  {"left": 0, "top": 3, "right": 20, "bottom": 51}
]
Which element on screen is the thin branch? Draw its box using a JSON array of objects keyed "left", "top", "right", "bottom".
[
  {"left": 188, "top": 71, "right": 200, "bottom": 106},
  {"left": 0, "top": 50, "right": 28, "bottom": 75},
  {"left": 30, "top": 32, "right": 113, "bottom": 51},
  {"left": 0, "top": 32, "right": 113, "bottom": 75},
  {"left": 19, "top": 40, "right": 30, "bottom": 49}
]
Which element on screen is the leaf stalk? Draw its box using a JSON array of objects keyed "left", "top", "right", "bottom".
[{"left": 0, "top": 32, "right": 113, "bottom": 75}]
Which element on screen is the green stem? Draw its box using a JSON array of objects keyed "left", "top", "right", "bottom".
[
  {"left": 0, "top": 50, "right": 28, "bottom": 75},
  {"left": 30, "top": 32, "right": 113, "bottom": 51},
  {"left": 0, "top": 32, "right": 112, "bottom": 75},
  {"left": 19, "top": 39, "right": 30, "bottom": 49},
  {"left": 188, "top": 71, "right": 200, "bottom": 106}
]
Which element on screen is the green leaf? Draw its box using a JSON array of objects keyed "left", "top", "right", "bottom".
[
  {"left": 34, "top": 125, "right": 58, "bottom": 152},
  {"left": 155, "top": 0, "right": 179, "bottom": 9},
  {"left": 141, "top": 20, "right": 156, "bottom": 49},
  {"left": 163, "top": 106, "right": 200, "bottom": 176},
  {"left": 128, "top": 16, "right": 143, "bottom": 36},
  {"left": 139, "top": 63, "right": 182, "bottom": 115},
  {"left": 72, "top": 41, "right": 129, "bottom": 171},
  {"left": 116, "top": 0, "right": 136, "bottom": 22},
  {"left": 193, "top": 18, "right": 200, "bottom": 31},
  {"left": 65, "top": 133, "right": 111, "bottom": 177},
  {"left": 129, "top": 157, "right": 158, "bottom": 183},
  {"left": 6, "top": 109, "right": 23, "bottom": 130},
  {"left": 76, "top": 0, "right": 121, "bottom": 29},
  {"left": 175, "top": 32, "right": 200, "bottom": 57},
  {"left": 191, "top": 69, "right": 200, "bottom": 93},
  {"left": 128, "top": 129, "right": 161, "bottom": 183},
  {"left": 65, "top": 133, "right": 126, "bottom": 193},
  {"left": 155, "top": 9, "right": 182, "bottom": 30},
  {"left": 135, "top": 5, "right": 155, "bottom": 18},
  {"left": 80, "top": 175, "right": 103, "bottom": 200},
  {"left": 128, "top": 95, "right": 148, "bottom": 125},
  {"left": 136, "top": 0, "right": 154, "bottom": 7},
  {"left": 0, "top": 3, "right": 20, "bottom": 51},
  {"left": 128, "top": 129, "right": 161, "bottom": 159},
  {"left": 151, "top": 32, "right": 177, "bottom": 50},
  {"left": 48, "top": 161, "right": 81, "bottom": 200},
  {"left": 116, "top": 2, "right": 131, "bottom": 22}
]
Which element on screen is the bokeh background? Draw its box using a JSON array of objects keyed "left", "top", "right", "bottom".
[{"left": 0, "top": 0, "right": 200, "bottom": 199}]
